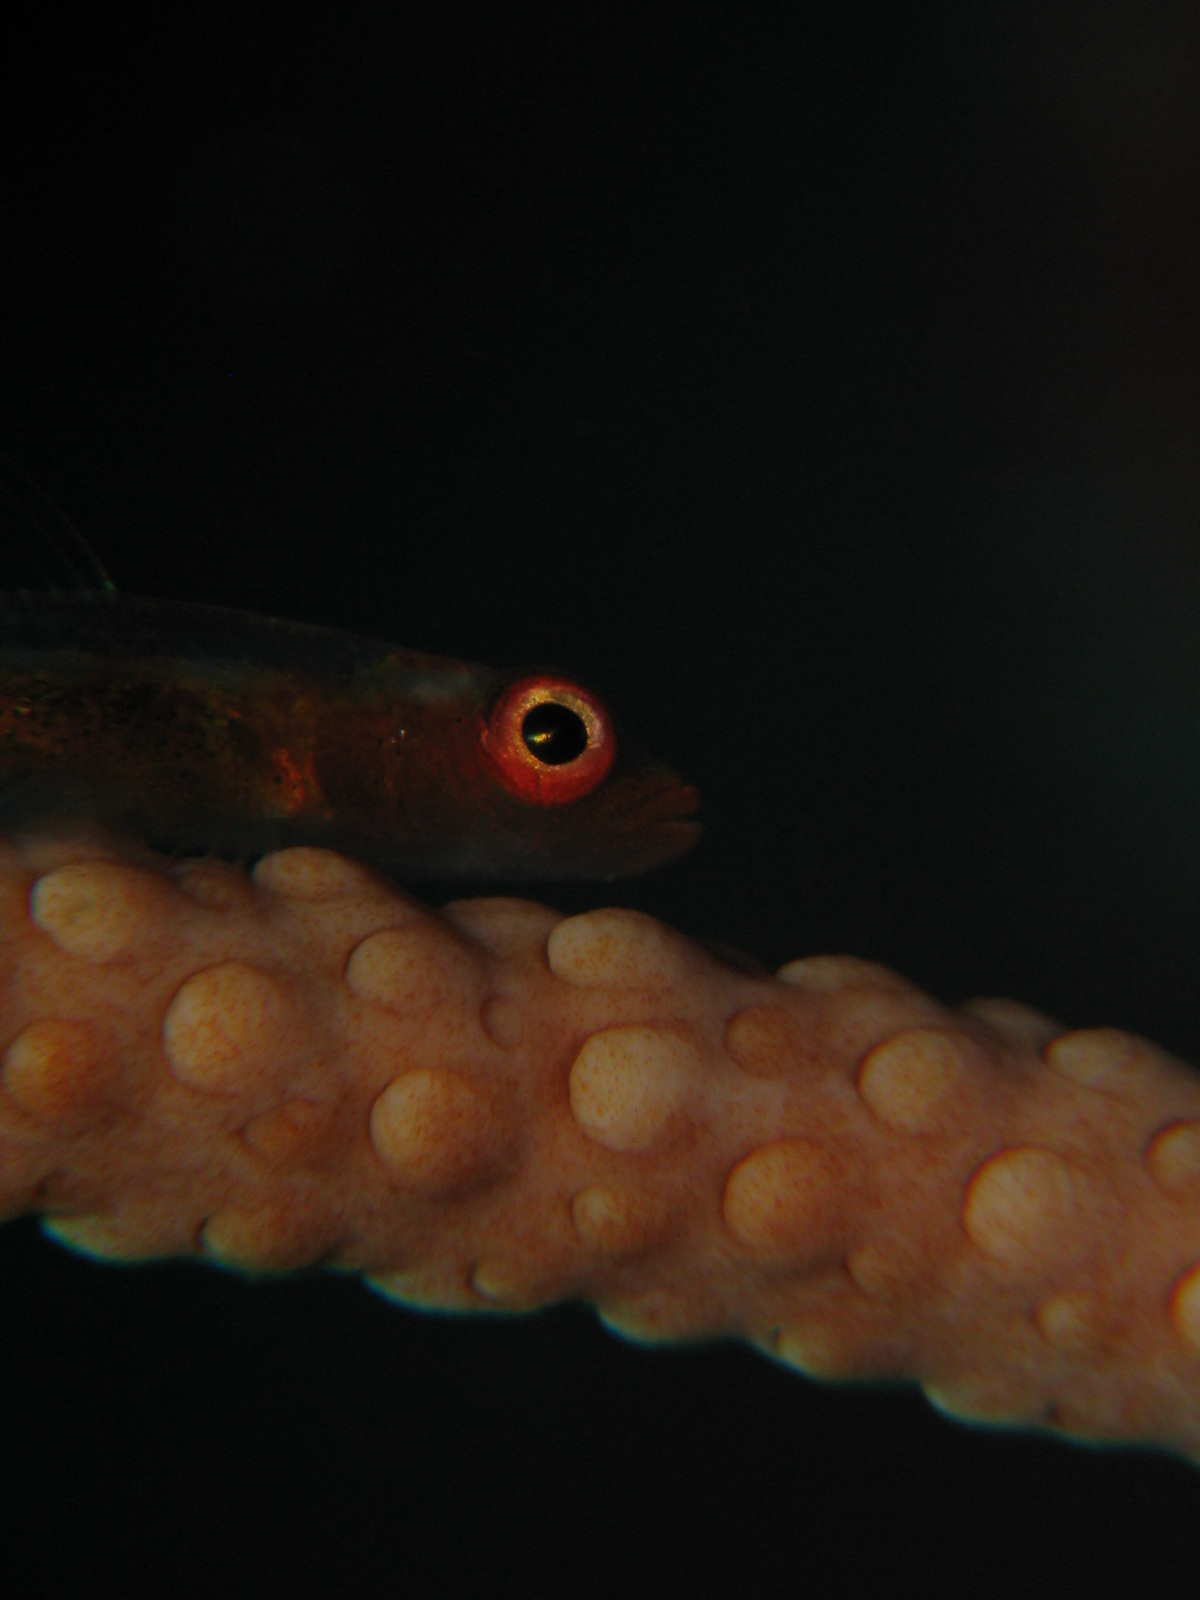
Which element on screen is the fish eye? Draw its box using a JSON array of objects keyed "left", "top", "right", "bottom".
[
  {"left": 483, "top": 674, "right": 617, "bottom": 804},
  {"left": 520, "top": 701, "right": 589, "bottom": 765}
]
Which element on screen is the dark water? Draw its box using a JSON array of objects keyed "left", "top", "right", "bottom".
[{"left": 3, "top": 12, "right": 1199, "bottom": 1588}]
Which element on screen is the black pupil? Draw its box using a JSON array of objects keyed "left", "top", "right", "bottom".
[{"left": 521, "top": 701, "right": 589, "bottom": 766}]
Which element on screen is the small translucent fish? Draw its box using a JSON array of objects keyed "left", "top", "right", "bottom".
[{"left": 0, "top": 590, "right": 700, "bottom": 879}]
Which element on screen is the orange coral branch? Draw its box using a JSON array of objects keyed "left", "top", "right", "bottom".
[{"left": 2, "top": 833, "right": 1199, "bottom": 1461}]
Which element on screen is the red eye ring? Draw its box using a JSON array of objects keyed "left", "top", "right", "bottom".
[{"left": 482, "top": 674, "right": 617, "bottom": 805}]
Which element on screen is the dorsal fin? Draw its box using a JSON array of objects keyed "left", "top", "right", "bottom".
[{"left": 0, "top": 458, "right": 117, "bottom": 595}]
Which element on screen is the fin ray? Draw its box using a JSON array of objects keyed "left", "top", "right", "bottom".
[{"left": 0, "top": 459, "right": 117, "bottom": 595}]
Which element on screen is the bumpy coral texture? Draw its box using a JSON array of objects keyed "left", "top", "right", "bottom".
[{"left": 3, "top": 833, "right": 1200, "bottom": 1461}]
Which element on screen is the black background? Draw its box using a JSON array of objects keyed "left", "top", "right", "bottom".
[{"left": 4, "top": 9, "right": 1200, "bottom": 1592}]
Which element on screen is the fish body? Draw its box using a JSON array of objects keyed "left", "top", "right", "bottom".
[{"left": 0, "top": 593, "right": 700, "bottom": 879}]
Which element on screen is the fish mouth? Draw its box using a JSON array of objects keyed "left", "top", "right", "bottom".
[
  {"left": 629, "top": 780, "right": 702, "bottom": 858},
  {"left": 629, "top": 811, "right": 703, "bottom": 872},
  {"left": 584, "top": 760, "right": 702, "bottom": 877},
  {"left": 619, "top": 762, "right": 702, "bottom": 827},
  {"left": 467, "top": 757, "right": 701, "bottom": 881},
  {"left": 639, "top": 773, "right": 702, "bottom": 824}
]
